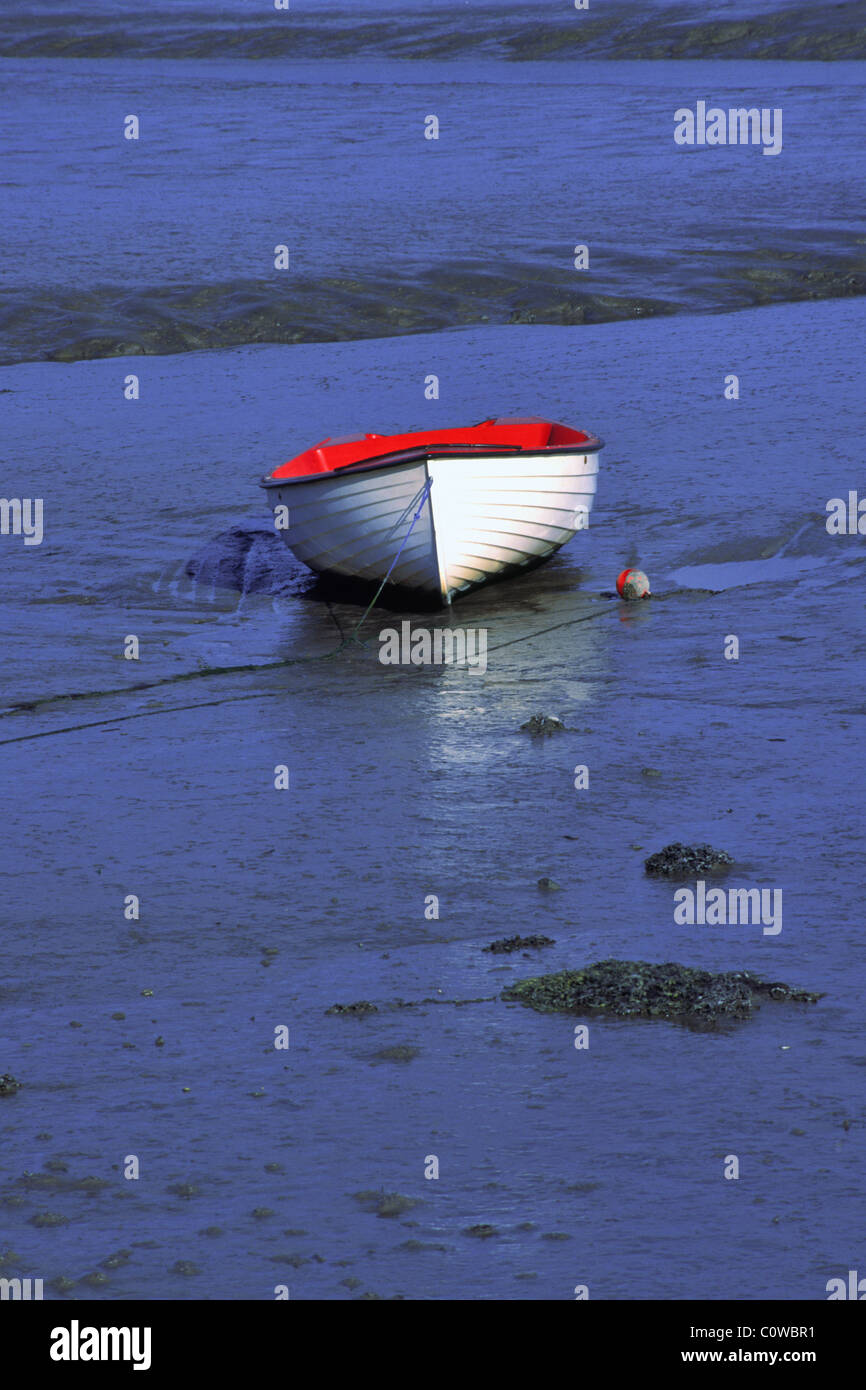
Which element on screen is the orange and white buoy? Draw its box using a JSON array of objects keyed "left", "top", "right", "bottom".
[{"left": 616, "top": 568, "right": 651, "bottom": 601}]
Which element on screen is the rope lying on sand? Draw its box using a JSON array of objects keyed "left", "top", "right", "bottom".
[
  {"left": 1, "top": 480, "right": 701, "bottom": 747},
  {"left": 0, "top": 605, "right": 618, "bottom": 747},
  {"left": 0, "top": 476, "right": 440, "bottom": 746}
]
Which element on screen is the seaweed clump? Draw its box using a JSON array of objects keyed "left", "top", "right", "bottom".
[
  {"left": 502, "top": 959, "right": 822, "bottom": 1025},
  {"left": 0, "top": 1074, "right": 22, "bottom": 1096},
  {"left": 484, "top": 935, "right": 555, "bottom": 954},
  {"left": 353, "top": 1191, "right": 419, "bottom": 1218},
  {"left": 520, "top": 713, "right": 565, "bottom": 736},
  {"left": 644, "top": 843, "right": 733, "bottom": 877},
  {"left": 325, "top": 1001, "right": 378, "bottom": 1017}
]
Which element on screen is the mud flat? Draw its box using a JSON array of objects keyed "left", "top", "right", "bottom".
[{"left": 0, "top": 299, "right": 862, "bottom": 1300}]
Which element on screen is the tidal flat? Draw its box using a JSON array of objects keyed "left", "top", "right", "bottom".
[{"left": 1, "top": 297, "right": 864, "bottom": 1297}]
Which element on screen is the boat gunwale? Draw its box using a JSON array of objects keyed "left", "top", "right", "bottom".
[{"left": 260, "top": 435, "right": 605, "bottom": 489}]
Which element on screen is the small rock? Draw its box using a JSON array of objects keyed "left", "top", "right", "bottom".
[
  {"left": 644, "top": 842, "right": 733, "bottom": 878},
  {"left": 537, "top": 877, "right": 561, "bottom": 891}
]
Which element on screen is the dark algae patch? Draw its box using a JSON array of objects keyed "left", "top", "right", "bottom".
[
  {"left": 644, "top": 843, "right": 733, "bottom": 878},
  {"left": 18, "top": 1172, "right": 109, "bottom": 1195},
  {"left": 0, "top": 272, "right": 675, "bottom": 367},
  {"left": 353, "top": 1191, "right": 419, "bottom": 1219},
  {"left": 502, "top": 959, "right": 822, "bottom": 1025},
  {"left": 370, "top": 1045, "right": 420, "bottom": 1064},
  {"left": 325, "top": 1000, "right": 378, "bottom": 1017},
  {"left": 5, "top": 245, "right": 866, "bottom": 367},
  {"left": 3, "top": 3, "right": 864, "bottom": 61},
  {"left": 485, "top": 935, "right": 555, "bottom": 953},
  {"left": 520, "top": 713, "right": 566, "bottom": 736}
]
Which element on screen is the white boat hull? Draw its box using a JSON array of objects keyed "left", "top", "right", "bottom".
[{"left": 264, "top": 450, "right": 599, "bottom": 604}]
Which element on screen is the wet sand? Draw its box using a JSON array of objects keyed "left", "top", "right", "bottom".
[{"left": 1, "top": 298, "right": 864, "bottom": 1297}]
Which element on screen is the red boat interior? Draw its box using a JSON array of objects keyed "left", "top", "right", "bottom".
[{"left": 268, "top": 417, "right": 598, "bottom": 481}]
